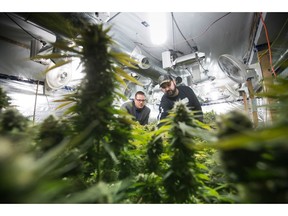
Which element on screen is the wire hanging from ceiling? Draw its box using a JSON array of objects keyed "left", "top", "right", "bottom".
[
  {"left": 107, "top": 12, "right": 121, "bottom": 22},
  {"left": 173, "top": 12, "right": 231, "bottom": 47},
  {"left": 192, "top": 12, "right": 231, "bottom": 40},
  {"left": 5, "top": 13, "right": 46, "bottom": 45},
  {"left": 259, "top": 12, "right": 277, "bottom": 77},
  {"left": 172, "top": 13, "right": 175, "bottom": 51},
  {"left": 171, "top": 13, "right": 209, "bottom": 72},
  {"left": 258, "top": 16, "right": 288, "bottom": 59},
  {"left": 171, "top": 12, "right": 196, "bottom": 53},
  {"left": 133, "top": 42, "right": 163, "bottom": 62}
]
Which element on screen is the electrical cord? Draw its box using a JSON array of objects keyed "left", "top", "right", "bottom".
[
  {"left": 259, "top": 12, "right": 277, "bottom": 77},
  {"left": 5, "top": 13, "right": 46, "bottom": 45},
  {"left": 171, "top": 12, "right": 196, "bottom": 53},
  {"left": 192, "top": 12, "right": 231, "bottom": 40},
  {"left": 258, "top": 16, "right": 288, "bottom": 60}
]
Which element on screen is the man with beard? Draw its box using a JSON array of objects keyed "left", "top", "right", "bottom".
[{"left": 157, "top": 75, "right": 203, "bottom": 125}]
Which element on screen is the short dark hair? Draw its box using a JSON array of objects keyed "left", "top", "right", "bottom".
[{"left": 135, "top": 91, "right": 145, "bottom": 97}]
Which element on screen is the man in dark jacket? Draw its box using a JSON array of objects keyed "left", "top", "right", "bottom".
[
  {"left": 121, "top": 91, "right": 151, "bottom": 125},
  {"left": 158, "top": 75, "right": 203, "bottom": 123}
]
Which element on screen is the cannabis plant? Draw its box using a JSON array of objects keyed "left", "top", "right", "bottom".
[
  {"left": 212, "top": 77, "right": 288, "bottom": 203},
  {"left": 155, "top": 101, "right": 224, "bottom": 203},
  {"left": 30, "top": 13, "right": 143, "bottom": 186},
  {"left": 0, "top": 87, "right": 11, "bottom": 110},
  {"left": 0, "top": 13, "right": 145, "bottom": 203},
  {"left": 34, "top": 115, "right": 73, "bottom": 155}
]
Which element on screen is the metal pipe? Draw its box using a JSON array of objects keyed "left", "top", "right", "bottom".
[
  {"left": 273, "top": 49, "right": 288, "bottom": 72},
  {"left": 33, "top": 80, "right": 39, "bottom": 124}
]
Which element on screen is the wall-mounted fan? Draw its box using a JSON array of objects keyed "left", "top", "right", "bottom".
[
  {"left": 45, "top": 63, "right": 72, "bottom": 92},
  {"left": 218, "top": 54, "right": 260, "bottom": 126},
  {"left": 218, "top": 54, "right": 259, "bottom": 88},
  {"left": 218, "top": 54, "right": 248, "bottom": 84}
]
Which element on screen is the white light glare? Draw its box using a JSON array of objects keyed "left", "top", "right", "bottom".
[
  {"left": 148, "top": 13, "right": 168, "bottom": 45},
  {"left": 210, "top": 91, "right": 220, "bottom": 101}
]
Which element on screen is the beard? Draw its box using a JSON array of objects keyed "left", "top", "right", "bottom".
[{"left": 166, "top": 88, "right": 177, "bottom": 97}]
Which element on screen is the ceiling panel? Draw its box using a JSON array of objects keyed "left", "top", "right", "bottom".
[{"left": 0, "top": 12, "right": 287, "bottom": 105}]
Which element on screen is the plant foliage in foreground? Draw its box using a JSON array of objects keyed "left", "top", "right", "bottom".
[{"left": 1, "top": 13, "right": 287, "bottom": 204}]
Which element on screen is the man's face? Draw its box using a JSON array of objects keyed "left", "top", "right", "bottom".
[
  {"left": 161, "top": 80, "right": 176, "bottom": 97},
  {"left": 134, "top": 94, "right": 146, "bottom": 109}
]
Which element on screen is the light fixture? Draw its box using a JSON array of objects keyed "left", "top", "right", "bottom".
[{"left": 148, "top": 13, "right": 168, "bottom": 45}]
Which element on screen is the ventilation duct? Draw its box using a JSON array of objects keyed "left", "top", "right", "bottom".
[
  {"left": 20, "top": 13, "right": 174, "bottom": 85},
  {"left": 112, "top": 44, "right": 173, "bottom": 83},
  {"left": 130, "top": 47, "right": 150, "bottom": 69}
]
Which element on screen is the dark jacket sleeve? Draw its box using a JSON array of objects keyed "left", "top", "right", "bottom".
[
  {"left": 120, "top": 101, "right": 133, "bottom": 113},
  {"left": 158, "top": 96, "right": 174, "bottom": 121},
  {"left": 183, "top": 86, "right": 203, "bottom": 122},
  {"left": 141, "top": 107, "right": 151, "bottom": 125}
]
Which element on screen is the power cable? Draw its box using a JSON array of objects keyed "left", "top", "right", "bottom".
[
  {"left": 174, "top": 12, "right": 231, "bottom": 47},
  {"left": 259, "top": 12, "right": 277, "bottom": 77},
  {"left": 5, "top": 13, "right": 46, "bottom": 45},
  {"left": 258, "top": 16, "right": 288, "bottom": 59},
  {"left": 107, "top": 12, "right": 121, "bottom": 22},
  {"left": 192, "top": 12, "right": 231, "bottom": 40},
  {"left": 171, "top": 12, "right": 196, "bottom": 53}
]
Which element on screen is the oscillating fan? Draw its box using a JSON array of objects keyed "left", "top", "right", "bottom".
[
  {"left": 218, "top": 54, "right": 259, "bottom": 88},
  {"left": 45, "top": 63, "right": 72, "bottom": 91},
  {"left": 218, "top": 54, "right": 249, "bottom": 84},
  {"left": 218, "top": 54, "right": 260, "bottom": 126}
]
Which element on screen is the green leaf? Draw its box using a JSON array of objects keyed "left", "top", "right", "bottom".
[
  {"left": 196, "top": 173, "right": 210, "bottom": 181},
  {"left": 195, "top": 162, "right": 208, "bottom": 170},
  {"left": 203, "top": 186, "right": 220, "bottom": 198},
  {"left": 43, "top": 60, "right": 73, "bottom": 75},
  {"left": 114, "top": 67, "right": 143, "bottom": 86},
  {"left": 113, "top": 73, "right": 127, "bottom": 88},
  {"left": 55, "top": 101, "right": 75, "bottom": 110}
]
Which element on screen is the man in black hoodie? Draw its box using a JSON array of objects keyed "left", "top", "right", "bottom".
[
  {"left": 158, "top": 75, "right": 203, "bottom": 124},
  {"left": 121, "top": 91, "right": 151, "bottom": 125}
]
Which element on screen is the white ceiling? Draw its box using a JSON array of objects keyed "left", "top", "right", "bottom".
[{"left": 0, "top": 12, "right": 287, "bottom": 104}]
